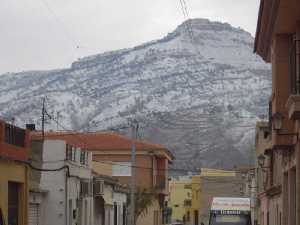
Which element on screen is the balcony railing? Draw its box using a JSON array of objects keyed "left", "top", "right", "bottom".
[
  {"left": 184, "top": 199, "right": 192, "bottom": 207},
  {"left": 4, "top": 123, "right": 25, "bottom": 147}
]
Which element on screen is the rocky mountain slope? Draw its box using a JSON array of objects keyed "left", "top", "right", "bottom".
[{"left": 0, "top": 19, "right": 271, "bottom": 171}]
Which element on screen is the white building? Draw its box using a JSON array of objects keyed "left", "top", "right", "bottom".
[
  {"left": 93, "top": 173, "right": 128, "bottom": 225},
  {"left": 29, "top": 138, "right": 93, "bottom": 225}
]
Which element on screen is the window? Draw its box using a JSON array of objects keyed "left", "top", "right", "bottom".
[
  {"left": 85, "top": 152, "right": 89, "bottom": 165},
  {"left": 80, "top": 150, "right": 86, "bottom": 165},
  {"left": 112, "top": 162, "right": 132, "bottom": 176},
  {"left": 66, "top": 144, "right": 72, "bottom": 161},
  {"left": 289, "top": 35, "right": 300, "bottom": 95},
  {"left": 5, "top": 124, "right": 25, "bottom": 147},
  {"left": 72, "top": 147, "right": 76, "bottom": 161},
  {"left": 80, "top": 181, "right": 92, "bottom": 197}
]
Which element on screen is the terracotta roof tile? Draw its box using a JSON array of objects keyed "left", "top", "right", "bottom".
[{"left": 30, "top": 131, "right": 174, "bottom": 160}]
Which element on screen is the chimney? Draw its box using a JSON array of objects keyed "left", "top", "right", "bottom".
[{"left": 26, "top": 124, "right": 36, "bottom": 131}]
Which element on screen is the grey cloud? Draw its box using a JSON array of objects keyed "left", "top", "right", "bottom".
[{"left": 0, "top": 0, "right": 260, "bottom": 74}]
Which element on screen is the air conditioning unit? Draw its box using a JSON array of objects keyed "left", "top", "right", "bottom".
[{"left": 93, "top": 180, "right": 104, "bottom": 196}]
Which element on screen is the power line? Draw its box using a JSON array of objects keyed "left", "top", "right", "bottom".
[
  {"left": 0, "top": 156, "right": 70, "bottom": 175},
  {"left": 36, "top": 100, "right": 253, "bottom": 176},
  {"left": 28, "top": 157, "right": 249, "bottom": 185},
  {"left": 40, "top": 98, "right": 253, "bottom": 175},
  {"left": 38, "top": 0, "right": 79, "bottom": 49}
]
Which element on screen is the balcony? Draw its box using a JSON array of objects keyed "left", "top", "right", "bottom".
[
  {"left": 286, "top": 95, "right": 300, "bottom": 120},
  {"left": 0, "top": 122, "right": 28, "bottom": 161},
  {"left": 184, "top": 199, "right": 192, "bottom": 207},
  {"left": 156, "top": 175, "right": 166, "bottom": 190},
  {"left": 286, "top": 39, "right": 300, "bottom": 120},
  {"left": 4, "top": 123, "right": 26, "bottom": 147}
]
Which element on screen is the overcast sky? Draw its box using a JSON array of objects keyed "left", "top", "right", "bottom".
[{"left": 0, "top": 0, "right": 260, "bottom": 74}]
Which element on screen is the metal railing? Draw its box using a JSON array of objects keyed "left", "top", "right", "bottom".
[
  {"left": 184, "top": 199, "right": 192, "bottom": 207},
  {"left": 4, "top": 123, "right": 25, "bottom": 147}
]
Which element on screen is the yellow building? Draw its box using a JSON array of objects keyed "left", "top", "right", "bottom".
[
  {"left": 199, "top": 168, "right": 244, "bottom": 224},
  {"left": 184, "top": 168, "right": 245, "bottom": 225},
  {"left": 184, "top": 175, "right": 200, "bottom": 225},
  {"left": 200, "top": 168, "right": 236, "bottom": 177},
  {"left": 168, "top": 176, "right": 192, "bottom": 223},
  {"left": 0, "top": 121, "right": 29, "bottom": 225},
  {"left": 0, "top": 161, "right": 29, "bottom": 225}
]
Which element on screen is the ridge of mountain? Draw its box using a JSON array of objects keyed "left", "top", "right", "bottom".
[{"left": 0, "top": 18, "right": 271, "bottom": 172}]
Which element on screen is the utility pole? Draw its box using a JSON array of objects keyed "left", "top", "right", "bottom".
[
  {"left": 130, "top": 119, "right": 138, "bottom": 225},
  {"left": 56, "top": 111, "right": 60, "bottom": 131},
  {"left": 42, "top": 97, "right": 45, "bottom": 139}
]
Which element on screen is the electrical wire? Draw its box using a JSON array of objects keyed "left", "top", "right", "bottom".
[
  {"left": 0, "top": 155, "right": 70, "bottom": 175},
  {"left": 38, "top": 0, "right": 79, "bottom": 51},
  {"left": 41, "top": 102, "right": 256, "bottom": 176},
  {"left": 41, "top": 104, "right": 254, "bottom": 177}
]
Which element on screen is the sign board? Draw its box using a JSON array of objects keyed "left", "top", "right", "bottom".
[{"left": 211, "top": 197, "right": 250, "bottom": 211}]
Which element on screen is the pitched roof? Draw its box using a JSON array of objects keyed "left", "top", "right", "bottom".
[{"left": 30, "top": 131, "right": 174, "bottom": 160}]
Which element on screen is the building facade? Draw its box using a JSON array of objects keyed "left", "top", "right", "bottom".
[
  {"left": 93, "top": 161, "right": 128, "bottom": 225},
  {"left": 168, "top": 176, "right": 192, "bottom": 223},
  {"left": 30, "top": 137, "right": 93, "bottom": 225},
  {"left": 184, "top": 175, "right": 200, "bottom": 225},
  {"left": 254, "top": 1, "right": 300, "bottom": 225},
  {"left": 0, "top": 121, "right": 30, "bottom": 225},
  {"left": 254, "top": 122, "right": 272, "bottom": 225},
  {"left": 184, "top": 168, "right": 247, "bottom": 225},
  {"left": 29, "top": 131, "right": 169, "bottom": 225},
  {"left": 72, "top": 132, "right": 174, "bottom": 225}
]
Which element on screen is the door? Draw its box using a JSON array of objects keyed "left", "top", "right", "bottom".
[
  {"left": 114, "top": 204, "right": 118, "bottom": 225},
  {"left": 29, "top": 203, "right": 40, "bottom": 225},
  {"left": 0, "top": 208, "right": 4, "bottom": 225},
  {"left": 8, "top": 182, "right": 20, "bottom": 225},
  {"left": 194, "top": 210, "right": 199, "bottom": 225}
]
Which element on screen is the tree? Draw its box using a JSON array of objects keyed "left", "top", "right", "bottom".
[{"left": 132, "top": 187, "right": 158, "bottom": 223}]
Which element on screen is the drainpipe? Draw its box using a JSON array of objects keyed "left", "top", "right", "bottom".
[
  {"left": 148, "top": 151, "right": 155, "bottom": 188},
  {"left": 65, "top": 170, "right": 68, "bottom": 225}
]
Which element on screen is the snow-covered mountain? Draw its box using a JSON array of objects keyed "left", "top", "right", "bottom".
[{"left": 0, "top": 19, "right": 271, "bottom": 171}]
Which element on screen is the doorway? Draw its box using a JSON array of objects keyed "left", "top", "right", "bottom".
[
  {"left": 194, "top": 210, "right": 199, "bottom": 225},
  {"left": 8, "top": 182, "right": 20, "bottom": 225}
]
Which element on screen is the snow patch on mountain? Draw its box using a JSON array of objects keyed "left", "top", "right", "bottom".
[{"left": 0, "top": 19, "right": 271, "bottom": 171}]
